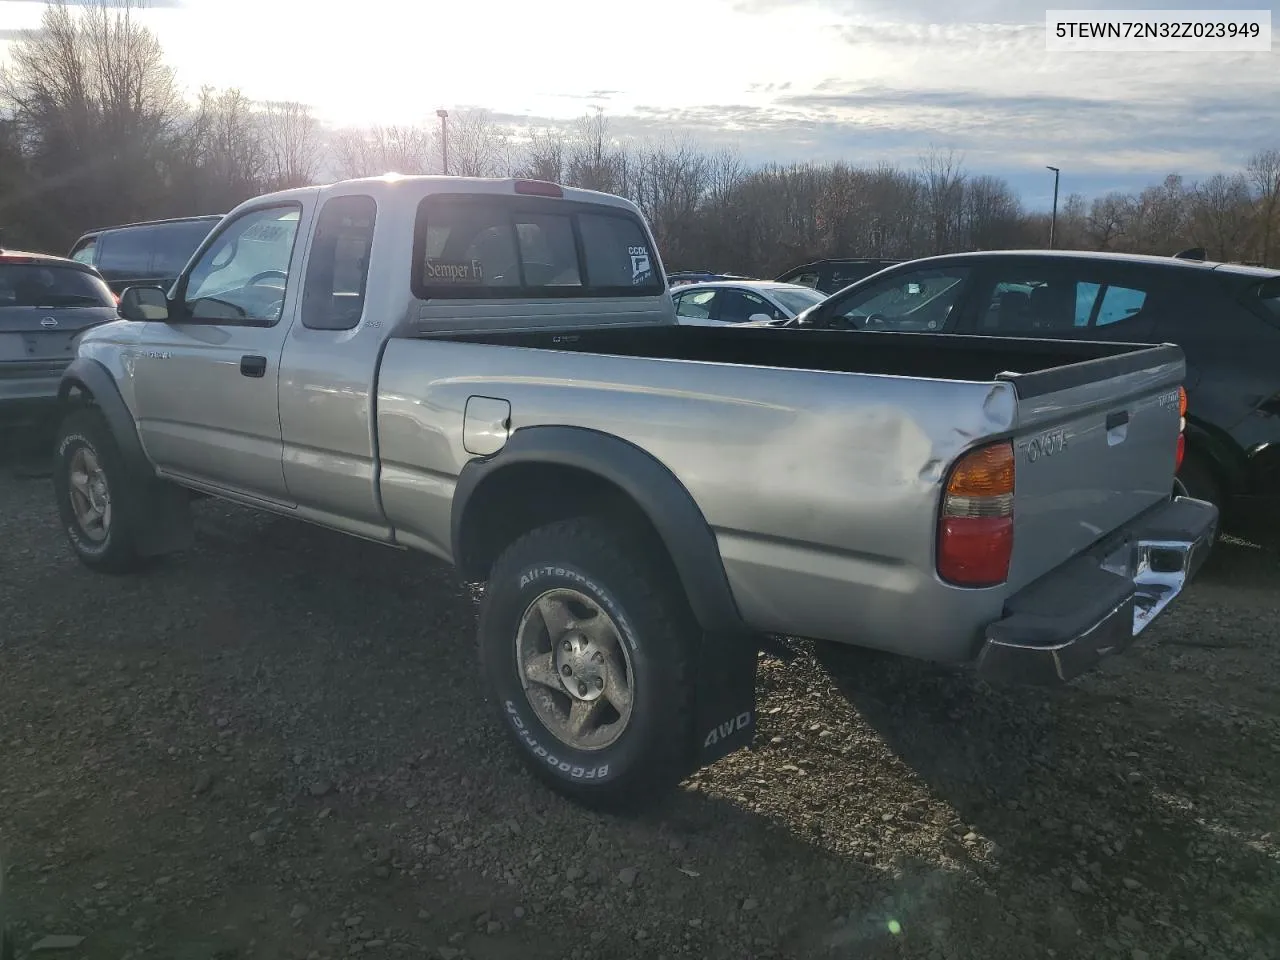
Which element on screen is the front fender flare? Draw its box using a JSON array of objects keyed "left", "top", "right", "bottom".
[{"left": 57, "top": 357, "right": 154, "bottom": 481}]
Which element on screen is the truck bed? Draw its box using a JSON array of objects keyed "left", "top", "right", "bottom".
[{"left": 422, "top": 323, "right": 1176, "bottom": 397}]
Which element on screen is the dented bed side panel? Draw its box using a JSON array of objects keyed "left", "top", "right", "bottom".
[{"left": 377, "top": 338, "right": 1022, "bottom": 660}]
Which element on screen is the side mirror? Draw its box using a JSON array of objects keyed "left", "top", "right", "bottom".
[
  {"left": 747, "top": 313, "right": 773, "bottom": 323},
  {"left": 119, "top": 285, "right": 170, "bottom": 322}
]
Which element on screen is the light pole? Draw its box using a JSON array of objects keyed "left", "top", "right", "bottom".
[
  {"left": 437, "top": 109, "right": 449, "bottom": 175},
  {"left": 1046, "top": 165, "right": 1060, "bottom": 249}
]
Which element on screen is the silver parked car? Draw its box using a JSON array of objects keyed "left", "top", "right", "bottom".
[
  {"left": 0, "top": 248, "right": 117, "bottom": 420},
  {"left": 671, "top": 279, "right": 826, "bottom": 326}
]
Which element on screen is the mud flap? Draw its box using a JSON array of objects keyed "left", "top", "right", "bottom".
[
  {"left": 692, "top": 630, "right": 760, "bottom": 768},
  {"left": 130, "top": 477, "right": 194, "bottom": 558}
]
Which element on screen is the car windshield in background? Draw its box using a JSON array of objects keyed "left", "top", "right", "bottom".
[
  {"left": 0, "top": 264, "right": 114, "bottom": 307},
  {"left": 771, "top": 288, "right": 826, "bottom": 314}
]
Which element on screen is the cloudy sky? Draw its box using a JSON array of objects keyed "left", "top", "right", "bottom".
[{"left": 1, "top": 0, "right": 1277, "bottom": 206}]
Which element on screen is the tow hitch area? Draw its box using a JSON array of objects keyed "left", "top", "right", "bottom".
[{"left": 693, "top": 631, "right": 760, "bottom": 767}]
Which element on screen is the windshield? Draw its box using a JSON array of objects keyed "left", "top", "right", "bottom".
[
  {"left": 0, "top": 263, "right": 114, "bottom": 307},
  {"left": 771, "top": 287, "right": 826, "bottom": 315}
]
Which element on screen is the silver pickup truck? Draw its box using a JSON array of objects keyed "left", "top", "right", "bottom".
[{"left": 52, "top": 175, "right": 1217, "bottom": 808}]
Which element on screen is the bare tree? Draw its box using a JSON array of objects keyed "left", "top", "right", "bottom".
[
  {"left": 963, "top": 174, "right": 1023, "bottom": 250},
  {"left": 444, "top": 108, "right": 510, "bottom": 178},
  {"left": 260, "top": 100, "right": 320, "bottom": 190},
  {"left": 1189, "top": 173, "right": 1254, "bottom": 262},
  {"left": 919, "top": 147, "right": 967, "bottom": 254},
  {"left": 0, "top": 0, "right": 181, "bottom": 247},
  {"left": 567, "top": 107, "right": 629, "bottom": 194},
  {"left": 331, "top": 123, "right": 432, "bottom": 179},
  {"left": 1248, "top": 149, "right": 1280, "bottom": 265},
  {"left": 518, "top": 125, "right": 568, "bottom": 183},
  {"left": 1086, "top": 192, "right": 1134, "bottom": 250}
]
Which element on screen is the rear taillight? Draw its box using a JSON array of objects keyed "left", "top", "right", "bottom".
[
  {"left": 1176, "top": 386, "right": 1187, "bottom": 472},
  {"left": 938, "top": 440, "right": 1015, "bottom": 587}
]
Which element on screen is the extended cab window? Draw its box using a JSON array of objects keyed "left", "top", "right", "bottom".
[
  {"left": 412, "top": 196, "right": 661, "bottom": 299},
  {"left": 302, "top": 195, "right": 377, "bottom": 331},
  {"left": 184, "top": 204, "right": 301, "bottom": 325}
]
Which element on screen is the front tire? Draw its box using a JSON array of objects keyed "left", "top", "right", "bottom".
[
  {"left": 479, "top": 517, "right": 696, "bottom": 810},
  {"left": 53, "top": 407, "right": 146, "bottom": 573}
]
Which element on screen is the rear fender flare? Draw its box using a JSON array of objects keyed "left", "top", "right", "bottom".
[{"left": 451, "top": 425, "right": 746, "bottom": 637}]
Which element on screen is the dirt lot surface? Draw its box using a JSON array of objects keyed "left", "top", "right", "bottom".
[{"left": 1, "top": 440, "right": 1278, "bottom": 960}]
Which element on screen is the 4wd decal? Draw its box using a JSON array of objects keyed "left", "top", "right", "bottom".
[{"left": 702, "top": 710, "right": 753, "bottom": 749}]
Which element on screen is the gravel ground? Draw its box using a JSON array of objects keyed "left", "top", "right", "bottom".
[{"left": 1, "top": 433, "right": 1278, "bottom": 960}]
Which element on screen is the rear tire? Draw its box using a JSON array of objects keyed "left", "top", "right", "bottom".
[
  {"left": 53, "top": 407, "right": 147, "bottom": 573},
  {"left": 479, "top": 516, "right": 696, "bottom": 810}
]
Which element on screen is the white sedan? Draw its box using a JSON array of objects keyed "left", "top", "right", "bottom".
[{"left": 670, "top": 280, "right": 827, "bottom": 327}]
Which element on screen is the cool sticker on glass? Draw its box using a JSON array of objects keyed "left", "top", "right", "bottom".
[
  {"left": 628, "top": 245, "right": 652, "bottom": 285},
  {"left": 425, "top": 259, "right": 485, "bottom": 283}
]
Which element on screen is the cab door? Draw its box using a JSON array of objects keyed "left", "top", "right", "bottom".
[{"left": 132, "top": 199, "right": 314, "bottom": 504}]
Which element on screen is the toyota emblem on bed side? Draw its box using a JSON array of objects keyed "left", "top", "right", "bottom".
[{"left": 40, "top": 316, "right": 57, "bottom": 328}]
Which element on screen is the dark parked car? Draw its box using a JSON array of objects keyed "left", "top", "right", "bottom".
[
  {"left": 775, "top": 258, "right": 902, "bottom": 294},
  {"left": 0, "top": 248, "right": 117, "bottom": 421},
  {"left": 69, "top": 214, "right": 223, "bottom": 294},
  {"left": 785, "top": 249, "right": 1280, "bottom": 521}
]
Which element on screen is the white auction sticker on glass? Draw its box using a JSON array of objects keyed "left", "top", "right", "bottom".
[{"left": 1046, "top": 9, "right": 1271, "bottom": 51}]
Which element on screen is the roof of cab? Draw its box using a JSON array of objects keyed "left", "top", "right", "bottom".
[{"left": 245, "top": 175, "right": 643, "bottom": 217}]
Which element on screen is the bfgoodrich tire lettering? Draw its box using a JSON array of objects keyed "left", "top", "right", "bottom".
[
  {"left": 53, "top": 408, "right": 146, "bottom": 573},
  {"left": 479, "top": 517, "right": 695, "bottom": 810}
]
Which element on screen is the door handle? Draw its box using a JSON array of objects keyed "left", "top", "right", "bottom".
[
  {"left": 1106, "top": 409, "right": 1129, "bottom": 447},
  {"left": 240, "top": 355, "right": 267, "bottom": 378}
]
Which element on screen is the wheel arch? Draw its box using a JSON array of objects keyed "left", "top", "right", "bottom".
[
  {"left": 55, "top": 359, "right": 193, "bottom": 558},
  {"left": 1182, "top": 414, "right": 1246, "bottom": 498},
  {"left": 57, "top": 358, "right": 154, "bottom": 481},
  {"left": 451, "top": 426, "right": 746, "bottom": 636}
]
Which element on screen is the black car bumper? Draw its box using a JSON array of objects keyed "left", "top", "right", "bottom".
[{"left": 975, "top": 496, "right": 1219, "bottom": 685}]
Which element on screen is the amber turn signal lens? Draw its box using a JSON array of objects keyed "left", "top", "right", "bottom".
[{"left": 946, "top": 442, "right": 1015, "bottom": 498}]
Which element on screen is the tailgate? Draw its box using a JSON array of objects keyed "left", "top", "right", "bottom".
[{"left": 1003, "top": 344, "right": 1184, "bottom": 593}]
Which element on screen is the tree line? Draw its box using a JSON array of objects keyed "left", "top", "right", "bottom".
[{"left": 2, "top": 0, "right": 1278, "bottom": 276}]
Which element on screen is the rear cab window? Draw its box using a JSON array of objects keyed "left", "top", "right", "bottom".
[
  {"left": 0, "top": 262, "right": 114, "bottom": 307},
  {"left": 411, "top": 194, "right": 663, "bottom": 299}
]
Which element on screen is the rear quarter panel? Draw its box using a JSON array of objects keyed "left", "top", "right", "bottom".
[{"left": 376, "top": 338, "right": 1023, "bottom": 660}]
